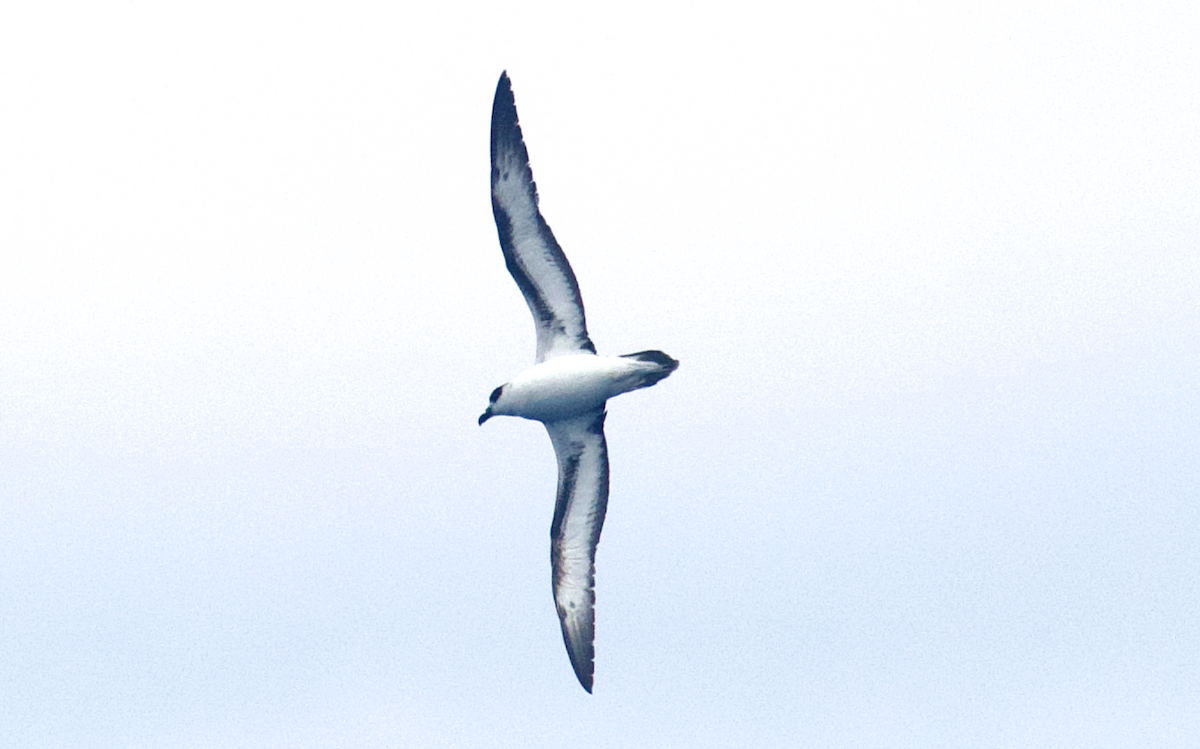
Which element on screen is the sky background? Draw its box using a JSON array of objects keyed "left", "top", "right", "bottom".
[{"left": 2, "top": 2, "right": 1198, "bottom": 747}]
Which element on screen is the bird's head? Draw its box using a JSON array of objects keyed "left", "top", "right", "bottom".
[{"left": 478, "top": 384, "right": 505, "bottom": 425}]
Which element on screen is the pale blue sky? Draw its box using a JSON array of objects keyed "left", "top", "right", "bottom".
[{"left": 2, "top": 2, "right": 1198, "bottom": 747}]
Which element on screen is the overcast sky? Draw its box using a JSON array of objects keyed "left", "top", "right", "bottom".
[{"left": 2, "top": 2, "right": 1198, "bottom": 747}]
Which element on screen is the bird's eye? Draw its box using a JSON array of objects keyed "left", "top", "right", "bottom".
[{"left": 489, "top": 386, "right": 504, "bottom": 403}]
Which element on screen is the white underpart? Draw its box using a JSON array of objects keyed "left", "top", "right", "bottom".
[{"left": 493, "top": 354, "right": 655, "bottom": 423}]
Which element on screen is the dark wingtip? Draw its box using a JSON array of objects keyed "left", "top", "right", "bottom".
[
  {"left": 491, "top": 72, "right": 519, "bottom": 152},
  {"left": 569, "top": 653, "right": 594, "bottom": 693},
  {"left": 494, "top": 72, "right": 512, "bottom": 108},
  {"left": 561, "top": 622, "right": 596, "bottom": 693}
]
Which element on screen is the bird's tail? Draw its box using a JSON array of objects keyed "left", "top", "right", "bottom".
[{"left": 618, "top": 350, "right": 680, "bottom": 389}]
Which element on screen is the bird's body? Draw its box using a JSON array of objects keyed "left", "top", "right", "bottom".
[
  {"left": 479, "top": 71, "right": 677, "bottom": 693},
  {"left": 480, "top": 350, "right": 678, "bottom": 425}
]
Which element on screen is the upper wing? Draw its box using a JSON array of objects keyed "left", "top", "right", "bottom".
[
  {"left": 491, "top": 72, "right": 596, "bottom": 363},
  {"left": 545, "top": 409, "right": 609, "bottom": 692}
]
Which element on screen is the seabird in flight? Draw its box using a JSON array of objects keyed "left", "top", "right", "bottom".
[{"left": 479, "top": 72, "right": 679, "bottom": 693}]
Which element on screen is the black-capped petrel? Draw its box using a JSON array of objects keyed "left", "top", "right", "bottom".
[{"left": 479, "top": 72, "right": 678, "bottom": 693}]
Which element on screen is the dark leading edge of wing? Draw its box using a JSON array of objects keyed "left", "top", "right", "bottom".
[
  {"left": 545, "top": 410, "right": 610, "bottom": 693},
  {"left": 490, "top": 72, "right": 596, "bottom": 363}
]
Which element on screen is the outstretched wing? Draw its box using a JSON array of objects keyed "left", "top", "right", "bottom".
[
  {"left": 491, "top": 72, "right": 596, "bottom": 363},
  {"left": 545, "top": 409, "right": 609, "bottom": 692}
]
